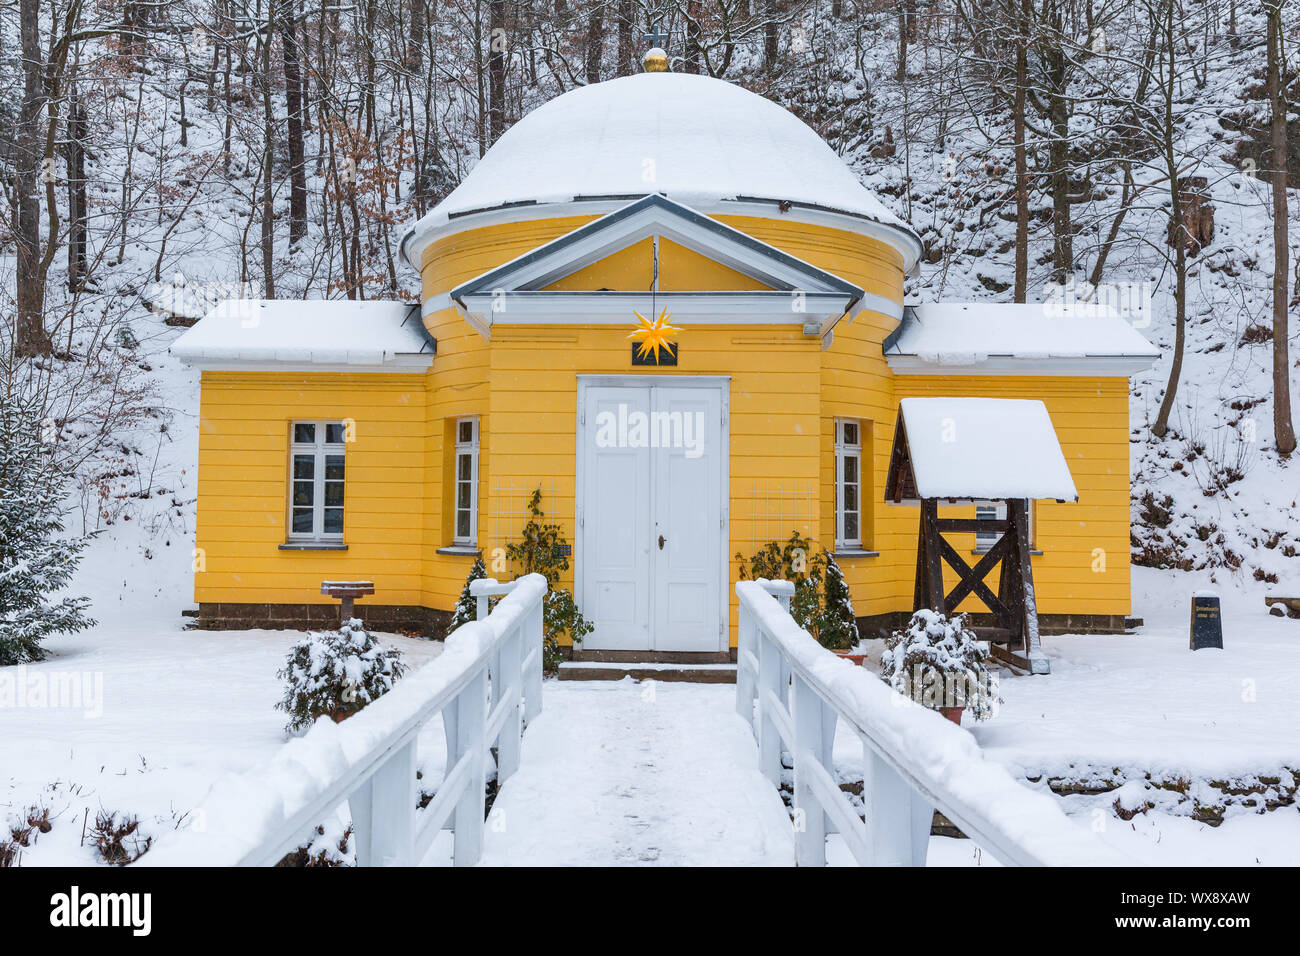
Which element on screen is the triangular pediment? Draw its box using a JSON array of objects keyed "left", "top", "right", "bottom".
[
  {"left": 541, "top": 237, "right": 775, "bottom": 293},
  {"left": 451, "top": 194, "right": 862, "bottom": 299}
]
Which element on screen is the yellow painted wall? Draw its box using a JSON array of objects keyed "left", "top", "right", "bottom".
[
  {"left": 192, "top": 207, "right": 1133, "bottom": 637},
  {"left": 887, "top": 376, "right": 1133, "bottom": 617},
  {"left": 194, "top": 372, "right": 428, "bottom": 607}
]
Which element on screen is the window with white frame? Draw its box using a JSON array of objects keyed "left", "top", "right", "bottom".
[
  {"left": 453, "top": 417, "right": 479, "bottom": 545},
  {"left": 975, "top": 501, "right": 1035, "bottom": 552},
  {"left": 835, "top": 419, "right": 864, "bottom": 549},
  {"left": 289, "top": 421, "right": 347, "bottom": 541}
]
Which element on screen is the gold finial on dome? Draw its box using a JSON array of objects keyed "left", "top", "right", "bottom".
[{"left": 643, "top": 25, "right": 669, "bottom": 72}]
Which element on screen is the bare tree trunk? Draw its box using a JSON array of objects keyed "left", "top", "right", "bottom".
[
  {"left": 409, "top": 0, "right": 426, "bottom": 68},
  {"left": 488, "top": 0, "right": 506, "bottom": 143},
  {"left": 1267, "top": 1, "right": 1297, "bottom": 454},
  {"left": 1046, "top": 27, "right": 1072, "bottom": 281},
  {"left": 764, "top": 0, "right": 778, "bottom": 73},
  {"left": 260, "top": 0, "right": 277, "bottom": 298},
  {"left": 685, "top": 1, "right": 702, "bottom": 74},
  {"left": 586, "top": 4, "right": 604, "bottom": 83},
  {"left": 1153, "top": 0, "right": 1185, "bottom": 439},
  {"left": 1013, "top": 0, "right": 1029, "bottom": 302},
  {"left": 15, "top": 0, "right": 52, "bottom": 357},
  {"left": 283, "top": 3, "right": 308, "bottom": 246},
  {"left": 66, "top": 87, "right": 88, "bottom": 292},
  {"left": 617, "top": 0, "right": 634, "bottom": 75}
]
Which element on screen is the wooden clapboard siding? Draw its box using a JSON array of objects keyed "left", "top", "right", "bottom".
[
  {"left": 189, "top": 205, "right": 1136, "bottom": 640},
  {"left": 193, "top": 371, "right": 429, "bottom": 608},
  {"left": 889, "top": 375, "right": 1133, "bottom": 617}
]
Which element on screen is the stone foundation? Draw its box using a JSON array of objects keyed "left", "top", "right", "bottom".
[
  {"left": 855, "top": 611, "right": 1131, "bottom": 640},
  {"left": 197, "top": 603, "right": 452, "bottom": 639}
]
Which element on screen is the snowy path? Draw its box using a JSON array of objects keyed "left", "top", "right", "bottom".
[{"left": 478, "top": 679, "right": 795, "bottom": 866}]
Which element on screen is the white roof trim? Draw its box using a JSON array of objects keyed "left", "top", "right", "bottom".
[
  {"left": 885, "top": 355, "right": 1156, "bottom": 376},
  {"left": 403, "top": 195, "right": 921, "bottom": 275}
]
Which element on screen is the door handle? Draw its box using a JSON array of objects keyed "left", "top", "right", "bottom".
[{"left": 658, "top": 534, "right": 666, "bottom": 550}]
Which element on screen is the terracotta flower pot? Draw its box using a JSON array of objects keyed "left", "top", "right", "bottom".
[
  {"left": 833, "top": 649, "right": 869, "bottom": 666},
  {"left": 939, "top": 706, "right": 964, "bottom": 726}
]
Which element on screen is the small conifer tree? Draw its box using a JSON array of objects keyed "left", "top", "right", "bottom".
[
  {"left": 0, "top": 389, "right": 94, "bottom": 665},
  {"left": 449, "top": 556, "right": 487, "bottom": 633}
]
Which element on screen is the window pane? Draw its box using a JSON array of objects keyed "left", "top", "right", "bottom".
[
  {"left": 842, "top": 455, "right": 858, "bottom": 483},
  {"left": 456, "top": 510, "right": 471, "bottom": 539},
  {"left": 325, "top": 455, "right": 345, "bottom": 480},
  {"left": 293, "top": 423, "right": 315, "bottom": 443},
  {"left": 292, "top": 508, "right": 314, "bottom": 533},
  {"left": 293, "top": 455, "right": 314, "bottom": 480},
  {"left": 323, "top": 508, "right": 344, "bottom": 534},
  {"left": 325, "top": 423, "right": 346, "bottom": 444},
  {"left": 458, "top": 453, "right": 473, "bottom": 481},
  {"left": 324, "top": 482, "right": 344, "bottom": 507},
  {"left": 844, "top": 484, "right": 858, "bottom": 512},
  {"left": 844, "top": 513, "right": 859, "bottom": 542},
  {"left": 456, "top": 481, "right": 471, "bottom": 511},
  {"left": 842, "top": 422, "right": 858, "bottom": 446},
  {"left": 458, "top": 420, "right": 474, "bottom": 444},
  {"left": 293, "top": 481, "right": 314, "bottom": 506}
]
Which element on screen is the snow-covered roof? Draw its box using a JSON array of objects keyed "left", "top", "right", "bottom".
[
  {"left": 402, "top": 72, "right": 920, "bottom": 269},
  {"left": 891, "top": 397, "right": 1078, "bottom": 501},
  {"left": 884, "top": 303, "right": 1159, "bottom": 376},
  {"left": 170, "top": 299, "right": 434, "bottom": 372}
]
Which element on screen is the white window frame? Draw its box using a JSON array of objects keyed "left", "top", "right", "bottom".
[
  {"left": 835, "top": 418, "right": 864, "bottom": 549},
  {"left": 288, "top": 421, "right": 347, "bottom": 542},
  {"left": 974, "top": 500, "right": 1036, "bottom": 553},
  {"left": 453, "top": 417, "right": 480, "bottom": 546}
]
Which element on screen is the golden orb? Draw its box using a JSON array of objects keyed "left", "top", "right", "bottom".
[{"left": 643, "top": 48, "right": 669, "bottom": 73}]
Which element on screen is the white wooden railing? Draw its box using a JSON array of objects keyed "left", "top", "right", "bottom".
[
  {"left": 735, "top": 579, "right": 1129, "bottom": 867},
  {"left": 144, "top": 573, "right": 546, "bottom": 867}
]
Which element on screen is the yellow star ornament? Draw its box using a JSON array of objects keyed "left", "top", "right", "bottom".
[{"left": 628, "top": 308, "right": 680, "bottom": 363}]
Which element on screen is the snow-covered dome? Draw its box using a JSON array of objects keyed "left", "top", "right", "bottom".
[{"left": 405, "top": 72, "right": 916, "bottom": 264}]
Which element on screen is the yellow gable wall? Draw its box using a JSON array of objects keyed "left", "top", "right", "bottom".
[
  {"left": 417, "top": 212, "right": 909, "bottom": 643},
  {"left": 543, "top": 237, "right": 773, "bottom": 292}
]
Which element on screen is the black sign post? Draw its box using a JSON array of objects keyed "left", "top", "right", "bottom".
[{"left": 1189, "top": 592, "right": 1223, "bottom": 650}]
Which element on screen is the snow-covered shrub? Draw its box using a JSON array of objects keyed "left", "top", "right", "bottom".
[
  {"left": 504, "top": 489, "right": 593, "bottom": 672},
  {"left": 736, "top": 533, "right": 858, "bottom": 649},
  {"left": 449, "top": 556, "right": 488, "bottom": 633},
  {"left": 0, "top": 389, "right": 95, "bottom": 664},
  {"left": 276, "top": 620, "right": 407, "bottom": 734},
  {"left": 880, "top": 610, "right": 995, "bottom": 720},
  {"left": 819, "top": 554, "right": 858, "bottom": 650}
]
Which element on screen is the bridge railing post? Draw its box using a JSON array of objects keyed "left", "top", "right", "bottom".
[
  {"left": 349, "top": 737, "right": 417, "bottom": 866},
  {"left": 791, "top": 671, "right": 826, "bottom": 866},
  {"left": 756, "top": 628, "right": 782, "bottom": 787},
  {"left": 453, "top": 667, "right": 489, "bottom": 866},
  {"left": 866, "top": 746, "right": 933, "bottom": 867},
  {"left": 496, "top": 621, "right": 524, "bottom": 784},
  {"left": 524, "top": 601, "right": 544, "bottom": 723},
  {"left": 735, "top": 601, "right": 757, "bottom": 730}
]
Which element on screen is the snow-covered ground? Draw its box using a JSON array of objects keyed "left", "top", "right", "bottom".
[{"left": 5, "top": 557, "right": 1297, "bottom": 866}]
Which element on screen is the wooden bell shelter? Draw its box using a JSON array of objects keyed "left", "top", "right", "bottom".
[{"left": 884, "top": 398, "right": 1079, "bottom": 675}]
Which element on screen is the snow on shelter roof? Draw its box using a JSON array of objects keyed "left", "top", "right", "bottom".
[
  {"left": 170, "top": 299, "right": 434, "bottom": 371},
  {"left": 883, "top": 303, "right": 1159, "bottom": 375},
  {"left": 892, "top": 398, "right": 1079, "bottom": 502},
  {"left": 403, "top": 72, "right": 920, "bottom": 267}
]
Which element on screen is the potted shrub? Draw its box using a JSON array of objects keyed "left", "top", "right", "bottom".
[
  {"left": 736, "top": 534, "right": 861, "bottom": 657},
  {"left": 276, "top": 619, "right": 407, "bottom": 734},
  {"left": 879, "top": 610, "right": 995, "bottom": 725}
]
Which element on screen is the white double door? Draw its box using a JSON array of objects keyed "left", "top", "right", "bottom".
[{"left": 579, "top": 380, "right": 726, "bottom": 652}]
